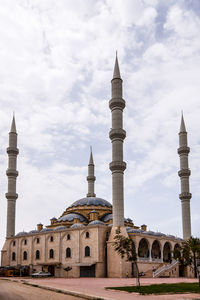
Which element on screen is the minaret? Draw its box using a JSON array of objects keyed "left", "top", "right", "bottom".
[
  {"left": 87, "top": 147, "right": 96, "bottom": 197},
  {"left": 109, "top": 54, "right": 126, "bottom": 227},
  {"left": 178, "top": 113, "right": 192, "bottom": 240},
  {"left": 6, "top": 116, "right": 19, "bottom": 237}
]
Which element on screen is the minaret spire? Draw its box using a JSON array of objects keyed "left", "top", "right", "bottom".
[
  {"left": 109, "top": 54, "right": 126, "bottom": 227},
  {"left": 113, "top": 52, "right": 121, "bottom": 79},
  {"left": 178, "top": 113, "right": 192, "bottom": 240},
  {"left": 6, "top": 115, "right": 19, "bottom": 237},
  {"left": 87, "top": 147, "right": 96, "bottom": 197}
]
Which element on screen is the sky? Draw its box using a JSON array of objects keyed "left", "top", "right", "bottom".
[{"left": 0, "top": 0, "right": 200, "bottom": 252}]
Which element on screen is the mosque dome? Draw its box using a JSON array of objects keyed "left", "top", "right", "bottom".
[
  {"left": 71, "top": 223, "right": 85, "bottom": 229},
  {"left": 58, "top": 213, "right": 87, "bottom": 222},
  {"left": 88, "top": 220, "right": 106, "bottom": 226},
  {"left": 29, "top": 230, "right": 39, "bottom": 234},
  {"left": 16, "top": 231, "right": 28, "bottom": 236},
  {"left": 68, "top": 197, "right": 112, "bottom": 209},
  {"left": 41, "top": 228, "right": 53, "bottom": 232},
  {"left": 54, "top": 226, "right": 67, "bottom": 231}
]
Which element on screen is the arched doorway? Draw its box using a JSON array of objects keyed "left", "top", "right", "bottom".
[
  {"left": 151, "top": 240, "right": 161, "bottom": 260},
  {"left": 138, "top": 238, "right": 149, "bottom": 259},
  {"left": 174, "top": 243, "right": 181, "bottom": 259},
  {"left": 163, "top": 242, "right": 172, "bottom": 262}
]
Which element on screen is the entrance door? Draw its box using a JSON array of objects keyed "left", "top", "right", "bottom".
[
  {"left": 80, "top": 265, "right": 95, "bottom": 277},
  {"left": 48, "top": 265, "right": 55, "bottom": 276}
]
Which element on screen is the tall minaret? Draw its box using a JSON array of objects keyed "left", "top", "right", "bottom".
[
  {"left": 6, "top": 116, "right": 19, "bottom": 238},
  {"left": 178, "top": 114, "right": 192, "bottom": 240},
  {"left": 87, "top": 147, "right": 96, "bottom": 197},
  {"left": 109, "top": 54, "right": 126, "bottom": 227}
]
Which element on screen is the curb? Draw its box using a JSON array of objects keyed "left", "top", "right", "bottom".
[{"left": 21, "top": 281, "right": 106, "bottom": 300}]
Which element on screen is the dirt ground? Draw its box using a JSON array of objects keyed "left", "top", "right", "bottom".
[{"left": 0, "top": 279, "right": 83, "bottom": 300}]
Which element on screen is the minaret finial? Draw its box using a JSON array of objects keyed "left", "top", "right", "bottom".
[
  {"left": 89, "top": 146, "right": 94, "bottom": 165},
  {"left": 87, "top": 147, "right": 96, "bottom": 197},
  {"left": 180, "top": 111, "right": 186, "bottom": 133},
  {"left": 10, "top": 114, "right": 17, "bottom": 133},
  {"left": 113, "top": 52, "right": 121, "bottom": 79}
]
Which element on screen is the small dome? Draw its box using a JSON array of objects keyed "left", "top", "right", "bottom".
[
  {"left": 51, "top": 217, "right": 57, "bottom": 220},
  {"left": 41, "top": 228, "right": 53, "bottom": 232},
  {"left": 71, "top": 223, "right": 85, "bottom": 229},
  {"left": 54, "top": 226, "right": 66, "bottom": 231},
  {"left": 127, "top": 228, "right": 144, "bottom": 233},
  {"left": 101, "top": 214, "right": 128, "bottom": 222},
  {"left": 29, "top": 230, "right": 39, "bottom": 234},
  {"left": 16, "top": 231, "right": 28, "bottom": 236},
  {"left": 154, "top": 232, "right": 165, "bottom": 236},
  {"left": 126, "top": 218, "right": 133, "bottom": 222},
  {"left": 58, "top": 213, "right": 87, "bottom": 222},
  {"left": 88, "top": 220, "right": 106, "bottom": 226},
  {"left": 68, "top": 197, "right": 112, "bottom": 209},
  {"left": 167, "top": 234, "right": 175, "bottom": 239},
  {"left": 90, "top": 210, "right": 97, "bottom": 213}
]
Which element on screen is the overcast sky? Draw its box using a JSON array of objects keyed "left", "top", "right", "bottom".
[{"left": 0, "top": 0, "right": 200, "bottom": 251}]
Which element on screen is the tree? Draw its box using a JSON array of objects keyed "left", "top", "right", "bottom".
[
  {"left": 178, "top": 237, "right": 200, "bottom": 282},
  {"left": 113, "top": 227, "right": 140, "bottom": 287}
]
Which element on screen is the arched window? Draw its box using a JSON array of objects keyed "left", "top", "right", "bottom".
[
  {"left": 49, "top": 249, "right": 54, "bottom": 259},
  {"left": 85, "top": 232, "right": 90, "bottom": 238},
  {"left": 151, "top": 240, "right": 161, "bottom": 259},
  {"left": 106, "top": 232, "right": 109, "bottom": 241},
  {"left": 138, "top": 238, "right": 149, "bottom": 258},
  {"left": 67, "top": 234, "right": 70, "bottom": 240},
  {"left": 24, "top": 239, "right": 27, "bottom": 245},
  {"left": 23, "top": 251, "right": 27, "bottom": 260},
  {"left": 66, "top": 247, "right": 71, "bottom": 258},
  {"left": 163, "top": 242, "right": 172, "bottom": 262},
  {"left": 12, "top": 252, "right": 16, "bottom": 261},
  {"left": 85, "top": 246, "right": 90, "bottom": 257},
  {"left": 50, "top": 236, "right": 54, "bottom": 242},
  {"left": 13, "top": 241, "right": 16, "bottom": 246},
  {"left": 35, "top": 250, "right": 40, "bottom": 260},
  {"left": 36, "top": 238, "right": 40, "bottom": 244}
]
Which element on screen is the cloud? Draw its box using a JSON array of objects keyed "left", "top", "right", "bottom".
[{"left": 0, "top": 0, "right": 200, "bottom": 253}]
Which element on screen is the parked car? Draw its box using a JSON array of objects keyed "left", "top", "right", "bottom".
[{"left": 31, "top": 271, "right": 51, "bottom": 277}]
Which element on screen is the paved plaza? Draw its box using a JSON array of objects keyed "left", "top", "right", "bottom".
[{"left": 3, "top": 277, "right": 200, "bottom": 300}]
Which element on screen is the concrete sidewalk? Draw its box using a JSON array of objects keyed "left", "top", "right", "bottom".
[{"left": 6, "top": 277, "right": 200, "bottom": 300}]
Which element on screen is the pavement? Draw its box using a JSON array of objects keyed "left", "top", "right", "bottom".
[{"left": 4, "top": 277, "right": 200, "bottom": 300}]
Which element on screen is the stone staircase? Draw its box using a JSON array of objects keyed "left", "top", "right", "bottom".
[{"left": 153, "top": 260, "right": 179, "bottom": 278}]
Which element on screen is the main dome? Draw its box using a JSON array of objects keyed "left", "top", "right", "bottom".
[{"left": 68, "top": 197, "right": 112, "bottom": 208}]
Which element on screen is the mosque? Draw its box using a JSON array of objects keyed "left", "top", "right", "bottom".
[{"left": 1, "top": 56, "right": 194, "bottom": 278}]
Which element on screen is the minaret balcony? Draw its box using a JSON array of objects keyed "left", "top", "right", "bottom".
[
  {"left": 109, "top": 129, "right": 126, "bottom": 140},
  {"left": 109, "top": 161, "right": 126, "bottom": 172},
  {"left": 177, "top": 146, "right": 190, "bottom": 155},
  {"left": 5, "top": 192, "right": 18, "bottom": 200},
  {"left": 6, "top": 169, "right": 18, "bottom": 177},
  {"left": 7, "top": 147, "right": 19, "bottom": 155},
  {"left": 87, "top": 175, "right": 96, "bottom": 181},
  {"left": 178, "top": 169, "right": 191, "bottom": 177},
  {"left": 109, "top": 98, "right": 125, "bottom": 110},
  {"left": 179, "top": 192, "right": 192, "bottom": 200}
]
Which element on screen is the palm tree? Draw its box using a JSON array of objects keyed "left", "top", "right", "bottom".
[
  {"left": 113, "top": 227, "right": 140, "bottom": 287},
  {"left": 180, "top": 237, "right": 200, "bottom": 280}
]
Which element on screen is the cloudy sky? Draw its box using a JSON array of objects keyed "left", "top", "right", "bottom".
[{"left": 0, "top": 0, "right": 200, "bottom": 251}]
